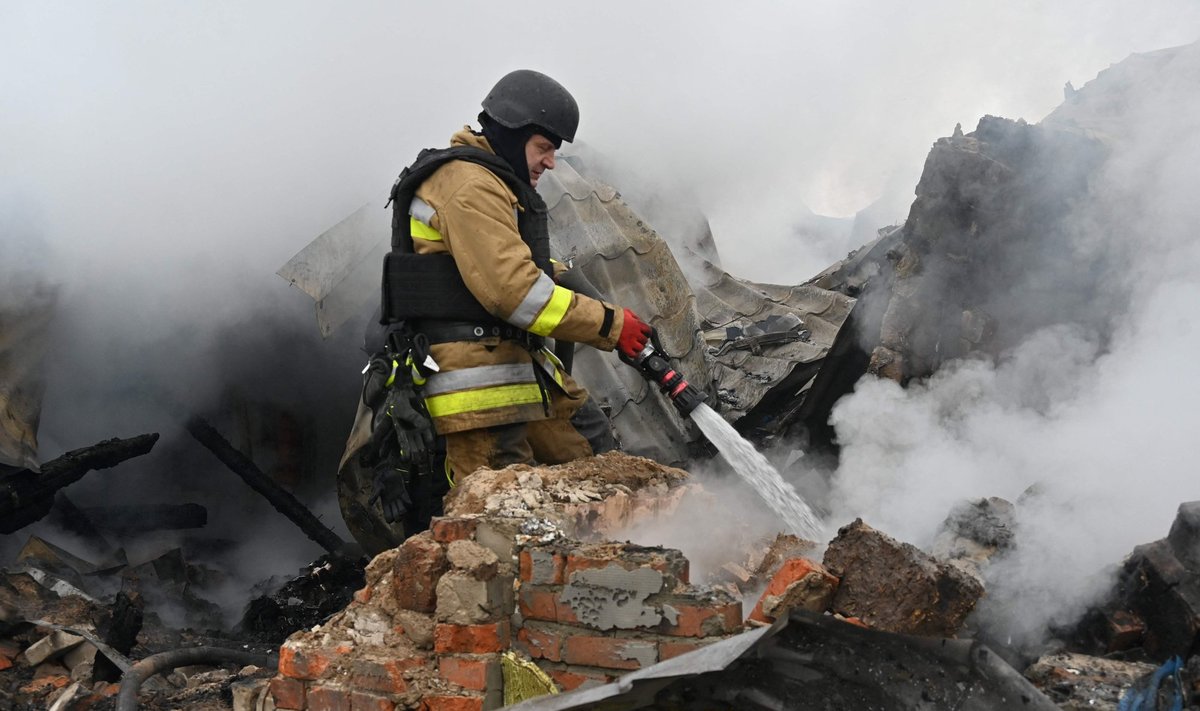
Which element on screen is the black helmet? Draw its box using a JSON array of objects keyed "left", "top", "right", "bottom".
[{"left": 482, "top": 69, "right": 579, "bottom": 143}]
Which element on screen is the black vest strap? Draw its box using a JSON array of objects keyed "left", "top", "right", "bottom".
[{"left": 381, "top": 144, "right": 553, "bottom": 326}]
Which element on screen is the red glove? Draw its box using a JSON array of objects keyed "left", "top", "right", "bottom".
[{"left": 617, "top": 308, "right": 652, "bottom": 358}]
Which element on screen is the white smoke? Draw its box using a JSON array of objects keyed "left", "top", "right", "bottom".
[{"left": 825, "top": 42, "right": 1200, "bottom": 648}]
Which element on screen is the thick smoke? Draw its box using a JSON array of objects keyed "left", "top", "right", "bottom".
[
  {"left": 3, "top": 2, "right": 1199, "bottom": 623},
  {"left": 825, "top": 43, "right": 1200, "bottom": 649}
]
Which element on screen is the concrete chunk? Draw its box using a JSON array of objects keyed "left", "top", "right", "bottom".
[
  {"left": 823, "top": 518, "right": 982, "bottom": 636},
  {"left": 24, "top": 630, "right": 84, "bottom": 666}
]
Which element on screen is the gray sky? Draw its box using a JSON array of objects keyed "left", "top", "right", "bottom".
[{"left": 4, "top": 1, "right": 1199, "bottom": 285}]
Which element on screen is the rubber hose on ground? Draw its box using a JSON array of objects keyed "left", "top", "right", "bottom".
[{"left": 116, "top": 646, "right": 273, "bottom": 711}]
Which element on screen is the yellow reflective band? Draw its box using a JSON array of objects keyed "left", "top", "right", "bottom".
[
  {"left": 384, "top": 359, "right": 400, "bottom": 388},
  {"left": 425, "top": 383, "right": 544, "bottom": 418},
  {"left": 527, "top": 285, "right": 572, "bottom": 337},
  {"left": 539, "top": 348, "right": 565, "bottom": 386},
  {"left": 404, "top": 354, "right": 426, "bottom": 386},
  {"left": 445, "top": 457, "right": 455, "bottom": 489},
  {"left": 411, "top": 217, "right": 443, "bottom": 242}
]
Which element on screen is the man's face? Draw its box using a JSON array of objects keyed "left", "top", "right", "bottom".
[{"left": 525, "top": 134, "right": 557, "bottom": 187}]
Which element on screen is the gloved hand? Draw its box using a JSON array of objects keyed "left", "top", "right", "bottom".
[
  {"left": 369, "top": 465, "right": 413, "bottom": 523},
  {"left": 385, "top": 387, "right": 434, "bottom": 465},
  {"left": 617, "top": 308, "right": 652, "bottom": 359}
]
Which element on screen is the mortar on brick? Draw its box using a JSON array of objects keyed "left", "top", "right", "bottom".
[
  {"left": 526, "top": 550, "right": 561, "bottom": 585},
  {"left": 560, "top": 565, "right": 665, "bottom": 630},
  {"left": 436, "top": 572, "right": 514, "bottom": 625},
  {"left": 446, "top": 540, "right": 500, "bottom": 581}
]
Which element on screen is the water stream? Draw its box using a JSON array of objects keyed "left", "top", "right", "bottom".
[{"left": 689, "top": 402, "right": 824, "bottom": 541}]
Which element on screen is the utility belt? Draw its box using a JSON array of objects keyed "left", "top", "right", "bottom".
[{"left": 411, "top": 319, "right": 541, "bottom": 349}]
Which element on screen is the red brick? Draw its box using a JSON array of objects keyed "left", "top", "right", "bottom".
[
  {"left": 748, "top": 557, "right": 838, "bottom": 624},
  {"left": 519, "top": 548, "right": 565, "bottom": 585},
  {"left": 431, "top": 517, "right": 478, "bottom": 544},
  {"left": 348, "top": 655, "right": 427, "bottom": 694},
  {"left": 279, "top": 643, "right": 335, "bottom": 680},
  {"left": 661, "top": 600, "right": 743, "bottom": 637},
  {"left": 354, "top": 585, "right": 374, "bottom": 605},
  {"left": 421, "top": 696, "right": 483, "bottom": 711},
  {"left": 393, "top": 532, "right": 449, "bottom": 613},
  {"left": 19, "top": 675, "right": 69, "bottom": 694},
  {"left": 438, "top": 655, "right": 499, "bottom": 692},
  {"left": 541, "top": 665, "right": 612, "bottom": 691},
  {"left": 517, "top": 585, "right": 558, "bottom": 622},
  {"left": 564, "top": 546, "right": 688, "bottom": 585},
  {"left": 350, "top": 691, "right": 396, "bottom": 711},
  {"left": 515, "top": 625, "right": 565, "bottom": 662},
  {"left": 308, "top": 684, "right": 351, "bottom": 711},
  {"left": 562, "top": 635, "right": 656, "bottom": 671},
  {"left": 269, "top": 676, "right": 307, "bottom": 709},
  {"left": 0, "top": 656, "right": 11, "bottom": 672},
  {"left": 658, "top": 638, "right": 710, "bottom": 660},
  {"left": 434, "top": 622, "right": 510, "bottom": 654}
]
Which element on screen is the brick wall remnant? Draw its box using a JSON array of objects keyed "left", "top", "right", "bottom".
[{"left": 266, "top": 511, "right": 741, "bottom": 706}]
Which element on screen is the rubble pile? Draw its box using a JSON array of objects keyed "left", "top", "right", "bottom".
[{"left": 257, "top": 454, "right": 1020, "bottom": 710}]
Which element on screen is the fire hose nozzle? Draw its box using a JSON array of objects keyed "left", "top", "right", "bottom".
[{"left": 621, "top": 341, "right": 706, "bottom": 417}]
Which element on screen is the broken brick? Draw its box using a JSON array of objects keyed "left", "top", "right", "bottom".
[
  {"left": 519, "top": 547, "right": 566, "bottom": 585},
  {"left": 659, "top": 598, "right": 743, "bottom": 638},
  {"left": 515, "top": 623, "right": 566, "bottom": 662},
  {"left": 658, "top": 638, "right": 710, "bottom": 660},
  {"left": 748, "top": 557, "right": 839, "bottom": 623},
  {"left": 269, "top": 676, "right": 307, "bottom": 709},
  {"left": 565, "top": 544, "right": 689, "bottom": 586},
  {"left": 562, "top": 635, "right": 657, "bottom": 670},
  {"left": 434, "top": 621, "right": 510, "bottom": 654},
  {"left": 435, "top": 571, "right": 514, "bottom": 624},
  {"left": 517, "top": 585, "right": 558, "bottom": 622},
  {"left": 279, "top": 641, "right": 339, "bottom": 680},
  {"left": 308, "top": 684, "right": 351, "bottom": 711},
  {"left": 823, "top": 518, "right": 983, "bottom": 636},
  {"left": 421, "top": 696, "right": 483, "bottom": 711},
  {"left": 393, "top": 532, "right": 449, "bottom": 613},
  {"left": 23, "top": 630, "right": 84, "bottom": 666},
  {"left": 354, "top": 585, "right": 374, "bottom": 605},
  {"left": 446, "top": 539, "right": 500, "bottom": 581},
  {"left": 431, "top": 516, "right": 479, "bottom": 544},
  {"left": 540, "top": 664, "right": 611, "bottom": 691},
  {"left": 438, "top": 655, "right": 501, "bottom": 692},
  {"left": 350, "top": 690, "right": 396, "bottom": 711},
  {"left": 19, "top": 675, "right": 69, "bottom": 694},
  {"left": 348, "top": 654, "right": 426, "bottom": 695}
]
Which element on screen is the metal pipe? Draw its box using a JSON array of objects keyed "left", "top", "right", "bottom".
[{"left": 116, "top": 646, "right": 272, "bottom": 711}]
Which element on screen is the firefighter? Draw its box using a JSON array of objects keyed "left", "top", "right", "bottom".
[{"left": 382, "top": 69, "right": 653, "bottom": 486}]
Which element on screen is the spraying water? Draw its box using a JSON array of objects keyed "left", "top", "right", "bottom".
[{"left": 689, "top": 402, "right": 825, "bottom": 541}]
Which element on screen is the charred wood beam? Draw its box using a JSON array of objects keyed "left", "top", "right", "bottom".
[
  {"left": 0, "top": 434, "right": 160, "bottom": 534},
  {"left": 185, "top": 417, "right": 348, "bottom": 557},
  {"left": 77, "top": 503, "right": 208, "bottom": 533}
]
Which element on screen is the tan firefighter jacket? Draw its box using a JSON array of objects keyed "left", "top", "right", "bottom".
[{"left": 408, "top": 128, "right": 623, "bottom": 434}]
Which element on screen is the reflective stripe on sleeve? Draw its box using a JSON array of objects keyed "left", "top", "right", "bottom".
[
  {"left": 410, "top": 197, "right": 436, "bottom": 225},
  {"left": 508, "top": 273, "right": 557, "bottom": 329},
  {"left": 410, "top": 217, "right": 442, "bottom": 242},
  {"left": 425, "top": 383, "right": 545, "bottom": 418},
  {"left": 527, "top": 285, "right": 572, "bottom": 337},
  {"left": 422, "top": 363, "right": 536, "bottom": 396}
]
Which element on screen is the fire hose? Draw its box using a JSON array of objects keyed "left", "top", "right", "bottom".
[{"left": 116, "top": 646, "right": 274, "bottom": 711}]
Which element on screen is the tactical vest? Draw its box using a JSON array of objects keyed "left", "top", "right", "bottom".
[{"left": 380, "top": 145, "right": 552, "bottom": 326}]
